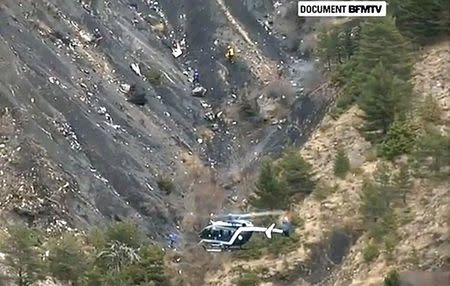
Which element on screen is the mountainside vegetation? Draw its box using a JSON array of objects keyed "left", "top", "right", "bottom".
[
  {"left": 204, "top": 1, "right": 449, "bottom": 285},
  {"left": 0, "top": 222, "right": 171, "bottom": 286}
]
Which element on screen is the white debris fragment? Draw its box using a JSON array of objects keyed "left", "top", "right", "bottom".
[
  {"left": 274, "top": 1, "right": 282, "bottom": 8},
  {"left": 172, "top": 41, "right": 182, "bottom": 58},
  {"left": 97, "top": 106, "right": 107, "bottom": 115},
  {"left": 200, "top": 100, "right": 210, "bottom": 109},
  {"left": 119, "top": 83, "right": 131, "bottom": 93},
  {"left": 192, "top": 86, "right": 207, "bottom": 97},
  {"left": 79, "top": 30, "right": 94, "bottom": 43},
  {"left": 197, "top": 138, "right": 203, "bottom": 144},
  {"left": 130, "top": 63, "right": 142, "bottom": 76},
  {"left": 48, "top": 77, "right": 59, "bottom": 85}
]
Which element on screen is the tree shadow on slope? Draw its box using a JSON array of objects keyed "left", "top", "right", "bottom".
[{"left": 271, "top": 228, "right": 361, "bottom": 285}]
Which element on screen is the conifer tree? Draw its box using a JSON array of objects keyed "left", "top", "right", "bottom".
[
  {"left": 345, "top": 17, "right": 413, "bottom": 100},
  {"left": 378, "top": 120, "right": 417, "bottom": 160},
  {"left": 334, "top": 147, "right": 351, "bottom": 178},
  {"left": 358, "top": 63, "right": 413, "bottom": 142},
  {"left": 353, "top": 17, "right": 413, "bottom": 81},
  {"left": 251, "top": 160, "right": 286, "bottom": 209},
  {"left": 317, "top": 26, "right": 340, "bottom": 69},
  {"left": 0, "top": 225, "right": 45, "bottom": 286},
  {"left": 278, "top": 149, "right": 316, "bottom": 197},
  {"left": 393, "top": 164, "right": 412, "bottom": 204},
  {"left": 390, "top": 0, "right": 450, "bottom": 42},
  {"left": 414, "top": 129, "right": 450, "bottom": 173},
  {"left": 47, "top": 233, "right": 88, "bottom": 286}
]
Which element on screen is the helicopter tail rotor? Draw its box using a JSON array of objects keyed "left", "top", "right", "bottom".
[{"left": 265, "top": 223, "right": 276, "bottom": 239}]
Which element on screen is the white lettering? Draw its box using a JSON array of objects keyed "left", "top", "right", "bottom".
[{"left": 298, "top": 1, "right": 387, "bottom": 17}]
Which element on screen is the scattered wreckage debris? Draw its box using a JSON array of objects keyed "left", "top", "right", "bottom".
[
  {"left": 130, "top": 62, "right": 143, "bottom": 77},
  {"left": 191, "top": 85, "right": 207, "bottom": 97},
  {"left": 119, "top": 83, "right": 131, "bottom": 94},
  {"left": 172, "top": 41, "right": 183, "bottom": 58},
  {"left": 52, "top": 120, "right": 81, "bottom": 151}
]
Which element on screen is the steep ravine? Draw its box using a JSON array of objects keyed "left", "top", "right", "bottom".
[{"left": 0, "top": 0, "right": 328, "bottom": 244}]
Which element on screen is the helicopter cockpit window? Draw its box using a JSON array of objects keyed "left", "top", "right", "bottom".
[
  {"left": 200, "top": 226, "right": 234, "bottom": 241},
  {"left": 200, "top": 227, "right": 213, "bottom": 239}
]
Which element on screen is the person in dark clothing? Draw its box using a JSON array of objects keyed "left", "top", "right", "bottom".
[{"left": 193, "top": 68, "right": 200, "bottom": 84}]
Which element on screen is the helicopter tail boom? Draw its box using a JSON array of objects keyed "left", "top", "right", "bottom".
[{"left": 265, "top": 223, "right": 284, "bottom": 239}]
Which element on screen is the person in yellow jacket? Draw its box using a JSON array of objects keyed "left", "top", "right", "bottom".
[{"left": 225, "top": 45, "right": 235, "bottom": 63}]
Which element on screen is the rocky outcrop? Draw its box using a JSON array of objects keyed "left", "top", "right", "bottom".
[
  {"left": 204, "top": 41, "right": 450, "bottom": 286},
  {"left": 0, "top": 0, "right": 327, "bottom": 242}
]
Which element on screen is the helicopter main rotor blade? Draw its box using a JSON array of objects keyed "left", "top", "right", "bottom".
[{"left": 212, "top": 210, "right": 286, "bottom": 219}]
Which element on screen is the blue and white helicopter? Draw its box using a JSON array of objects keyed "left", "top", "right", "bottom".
[{"left": 198, "top": 211, "right": 293, "bottom": 252}]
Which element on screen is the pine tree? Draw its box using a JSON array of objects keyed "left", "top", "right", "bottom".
[
  {"left": 414, "top": 129, "right": 450, "bottom": 174},
  {"left": 278, "top": 149, "right": 316, "bottom": 198},
  {"left": 360, "top": 179, "right": 387, "bottom": 222},
  {"left": 393, "top": 164, "right": 412, "bottom": 204},
  {"left": 373, "top": 162, "right": 392, "bottom": 191},
  {"left": 353, "top": 17, "right": 413, "bottom": 81},
  {"left": 317, "top": 25, "right": 340, "bottom": 70},
  {"left": 342, "top": 17, "right": 413, "bottom": 101},
  {"left": 390, "top": 0, "right": 450, "bottom": 42},
  {"left": 47, "top": 233, "right": 88, "bottom": 286},
  {"left": 317, "top": 21, "right": 361, "bottom": 71},
  {"left": 378, "top": 120, "right": 417, "bottom": 160},
  {"left": 0, "top": 225, "right": 45, "bottom": 286},
  {"left": 359, "top": 63, "right": 413, "bottom": 142},
  {"left": 334, "top": 147, "right": 350, "bottom": 178},
  {"left": 251, "top": 160, "right": 286, "bottom": 209}
]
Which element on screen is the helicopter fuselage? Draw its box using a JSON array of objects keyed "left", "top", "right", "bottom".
[{"left": 198, "top": 214, "right": 291, "bottom": 252}]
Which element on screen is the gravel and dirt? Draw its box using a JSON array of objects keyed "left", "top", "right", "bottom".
[{"left": 0, "top": 0, "right": 329, "bottom": 241}]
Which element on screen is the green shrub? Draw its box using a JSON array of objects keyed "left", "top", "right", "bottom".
[
  {"left": 334, "top": 147, "right": 351, "bottom": 178},
  {"left": 266, "top": 233, "right": 301, "bottom": 256},
  {"left": 145, "top": 69, "right": 162, "bottom": 85},
  {"left": 383, "top": 234, "right": 399, "bottom": 260},
  {"left": 233, "top": 270, "right": 260, "bottom": 286},
  {"left": 234, "top": 238, "right": 264, "bottom": 260},
  {"left": 363, "top": 242, "right": 380, "bottom": 262},
  {"left": 384, "top": 269, "right": 400, "bottom": 286},
  {"left": 313, "top": 181, "right": 338, "bottom": 201},
  {"left": 419, "top": 95, "right": 442, "bottom": 123},
  {"left": 157, "top": 176, "right": 174, "bottom": 194}
]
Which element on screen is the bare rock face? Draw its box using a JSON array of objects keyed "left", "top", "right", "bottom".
[{"left": 0, "top": 0, "right": 327, "bottom": 242}]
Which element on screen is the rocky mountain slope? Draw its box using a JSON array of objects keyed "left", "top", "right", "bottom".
[
  {"left": 0, "top": 0, "right": 329, "bottom": 240},
  {"left": 204, "top": 41, "right": 450, "bottom": 286}
]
